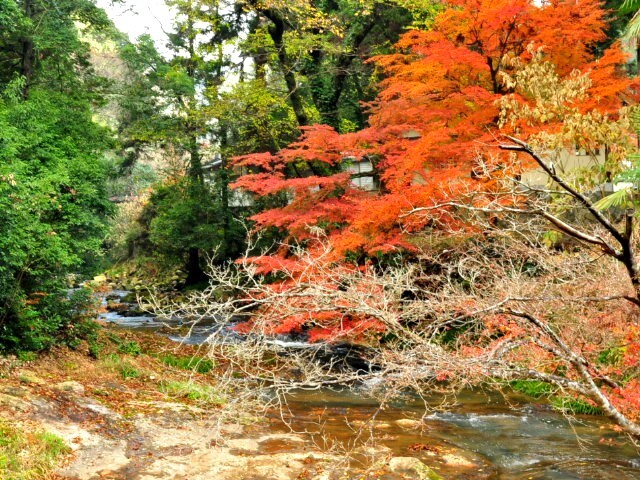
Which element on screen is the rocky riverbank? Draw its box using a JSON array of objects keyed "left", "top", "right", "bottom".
[{"left": 0, "top": 327, "right": 444, "bottom": 480}]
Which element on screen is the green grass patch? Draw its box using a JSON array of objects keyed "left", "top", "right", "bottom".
[
  {"left": 597, "top": 346, "right": 625, "bottom": 366},
  {"left": 16, "top": 351, "right": 38, "bottom": 363},
  {"left": 0, "top": 420, "right": 70, "bottom": 480},
  {"left": 509, "top": 380, "right": 556, "bottom": 398},
  {"left": 158, "top": 353, "right": 214, "bottom": 374},
  {"left": 158, "top": 380, "right": 225, "bottom": 405},
  {"left": 117, "top": 341, "right": 142, "bottom": 356},
  {"left": 551, "top": 397, "right": 604, "bottom": 416},
  {"left": 101, "top": 353, "right": 142, "bottom": 379},
  {"left": 106, "top": 333, "right": 142, "bottom": 356}
]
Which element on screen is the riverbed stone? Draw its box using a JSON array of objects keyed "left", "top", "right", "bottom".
[
  {"left": 374, "top": 422, "right": 392, "bottom": 430},
  {"left": 442, "top": 453, "right": 476, "bottom": 468},
  {"left": 55, "top": 381, "right": 85, "bottom": 395},
  {"left": 0, "top": 385, "right": 29, "bottom": 397},
  {"left": 388, "top": 457, "right": 442, "bottom": 480},
  {"left": 0, "top": 393, "right": 31, "bottom": 412},
  {"left": 226, "top": 438, "right": 260, "bottom": 453},
  {"left": 395, "top": 418, "right": 423, "bottom": 429}
]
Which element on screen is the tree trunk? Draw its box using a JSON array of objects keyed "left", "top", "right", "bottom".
[
  {"left": 20, "top": 0, "right": 35, "bottom": 99},
  {"left": 185, "top": 247, "right": 206, "bottom": 285},
  {"left": 261, "top": 9, "right": 309, "bottom": 127}
]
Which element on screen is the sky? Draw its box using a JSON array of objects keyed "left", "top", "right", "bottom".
[{"left": 96, "top": 0, "right": 174, "bottom": 51}]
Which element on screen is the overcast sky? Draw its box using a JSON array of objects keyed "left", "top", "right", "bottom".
[{"left": 96, "top": 0, "right": 174, "bottom": 51}]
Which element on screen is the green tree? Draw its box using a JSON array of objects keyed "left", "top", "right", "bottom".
[
  {"left": 0, "top": 0, "right": 114, "bottom": 351},
  {"left": 116, "top": 0, "right": 245, "bottom": 283}
]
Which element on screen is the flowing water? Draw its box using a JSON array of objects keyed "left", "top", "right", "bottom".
[{"left": 101, "top": 291, "right": 640, "bottom": 479}]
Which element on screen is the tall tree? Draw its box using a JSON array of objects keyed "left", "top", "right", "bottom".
[
  {"left": 116, "top": 0, "right": 245, "bottom": 282},
  {"left": 0, "top": 0, "right": 114, "bottom": 351}
]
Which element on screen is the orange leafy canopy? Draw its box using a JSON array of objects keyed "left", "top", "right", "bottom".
[{"left": 233, "top": 0, "right": 629, "bottom": 263}]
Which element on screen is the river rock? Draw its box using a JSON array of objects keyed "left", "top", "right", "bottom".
[
  {"left": 395, "top": 418, "right": 423, "bottom": 429},
  {"left": 92, "top": 274, "right": 107, "bottom": 284},
  {"left": 356, "top": 444, "right": 392, "bottom": 457},
  {"left": 55, "top": 381, "right": 85, "bottom": 395},
  {"left": 0, "top": 385, "right": 29, "bottom": 397},
  {"left": 226, "top": 438, "right": 260, "bottom": 453},
  {"left": 442, "top": 453, "right": 476, "bottom": 468},
  {"left": 0, "top": 393, "right": 31, "bottom": 412},
  {"left": 388, "top": 457, "right": 442, "bottom": 480},
  {"left": 311, "top": 473, "right": 332, "bottom": 480},
  {"left": 374, "top": 422, "right": 392, "bottom": 430}
]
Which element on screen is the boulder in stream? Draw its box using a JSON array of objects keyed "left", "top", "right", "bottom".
[
  {"left": 395, "top": 418, "right": 423, "bottom": 429},
  {"left": 388, "top": 457, "right": 442, "bottom": 479}
]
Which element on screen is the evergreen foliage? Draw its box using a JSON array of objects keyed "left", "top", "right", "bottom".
[{"left": 0, "top": 0, "right": 114, "bottom": 352}]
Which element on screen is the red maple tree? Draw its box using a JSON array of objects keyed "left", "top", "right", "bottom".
[{"left": 233, "top": 0, "right": 629, "bottom": 259}]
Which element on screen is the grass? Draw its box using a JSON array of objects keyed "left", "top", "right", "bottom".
[
  {"left": 551, "top": 397, "right": 604, "bottom": 416},
  {"left": 158, "top": 380, "right": 226, "bottom": 405},
  {"left": 157, "top": 353, "right": 214, "bottom": 374},
  {"left": 117, "top": 341, "right": 142, "bottom": 356},
  {"left": 597, "top": 346, "right": 624, "bottom": 366},
  {"left": 101, "top": 353, "right": 143, "bottom": 379},
  {"left": 509, "top": 380, "right": 556, "bottom": 398},
  {"left": 507, "top": 380, "right": 605, "bottom": 416},
  {"left": 0, "top": 420, "right": 70, "bottom": 480}
]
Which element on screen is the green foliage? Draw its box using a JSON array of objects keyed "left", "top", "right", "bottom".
[
  {"left": 158, "top": 380, "right": 226, "bottom": 404},
  {"left": 213, "top": 79, "right": 300, "bottom": 155},
  {"left": 0, "top": 420, "right": 70, "bottom": 480},
  {"left": 137, "top": 177, "right": 245, "bottom": 263},
  {"left": 551, "top": 397, "right": 604, "bottom": 416},
  {"left": 509, "top": 380, "right": 556, "bottom": 398},
  {"left": 597, "top": 346, "right": 625, "bottom": 366},
  {"left": 0, "top": 87, "right": 111, "bottom": 352},
  {"left": 158, "top": 353, "right": 215, "bottom": 374},
  {"left": 117, "top": 340, "right": 142, "bottom": 356},
  {"left": 0, "top": 0, "right": 113, "bottom": 96},
  {"left": 0, "top": 0, "right": 114, "bottom": 356}
]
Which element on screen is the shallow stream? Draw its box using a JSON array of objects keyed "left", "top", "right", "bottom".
[{"left": 101, "top": 290, "right": 640, "bottom": 479}]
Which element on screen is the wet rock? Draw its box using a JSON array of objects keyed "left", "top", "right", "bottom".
[
  {"left": 395, "top": 418, "right": 423, "bottom": 429},
  {"left": 375, "top": 422, "right": 392, "bottom": 430},
  {"left": 55, "top": 381, "right": 85, "bottom": 395},
  {"left": 388, "top": 457, "right": 442, "bottom": 480},
  {"left": 258, "top": 433, "right": 306, "bottom": 453},
  {"left": 356, "top": 444, "right": 392, "bottom": 457},
  {"left": 442, "top": 453, "right": 476, "bottom": 468}
]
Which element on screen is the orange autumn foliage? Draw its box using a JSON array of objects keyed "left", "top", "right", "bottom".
[{"left": 233, "top": 0, "right": 631, "bottom": 263}]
